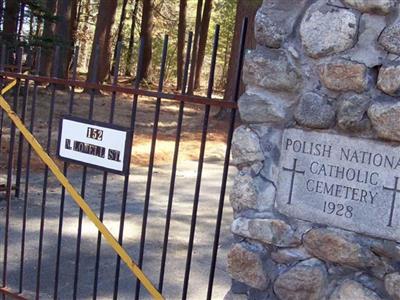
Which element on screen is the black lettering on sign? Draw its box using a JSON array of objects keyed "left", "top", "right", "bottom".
[
  {"left": 65, "top": 139, "right": 72, "bottom": 150},
  {"left": 108, "top": 149, "right": 121, "bottom": 162},
  {"left": 86, "top": 127, "right": 104, "bottom": 141},
  {"left": 73, "top": 141, "right": 106, "bottom": 158}
]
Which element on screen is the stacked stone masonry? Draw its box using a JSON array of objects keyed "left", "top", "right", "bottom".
[{"left": 227, "top": 0, "right": 400, "bottom": 299}]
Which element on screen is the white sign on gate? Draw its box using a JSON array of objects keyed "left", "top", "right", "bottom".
[{"left": 57, "top": 117, "right": 132, "bottom": 175}]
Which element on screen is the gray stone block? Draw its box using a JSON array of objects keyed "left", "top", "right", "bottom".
[
  {"left": 384, "top": 273, "right": 400, "bottom": 300},
  {"left": 380, "top": 21, "right": 400, "bottom": 54},
  {"left": 255, "top": 0, "right": 306, "bottom": 48},
  {"left": 337, "top": 94, "right": 371, "bottom": 132},
  {"left": 329, "top": 280, "right": 382, "bottom": 300},
  {"left": 243, "top": 48, "right": 302, "bottom": 92},
  {"left": 342, "top": 0, "right": 397, "bottom": 15},
  {"left": 300, "top": 0, "right": 359, "bottom": 58},
  {"left": 231, "top": 217, "right": 300, "bottom": 247},
  {"left": 369, "top": 101, "right": 400, "bottom": 142},
  {"left": 294, "top": 92, "right": 336, "bottom": 129},
  {"left": 377, "top": 63, "right": 400, "bottom": 96},
  {"left": 227, "top": 243, "right": 269, "bottom": 290},
  {"left": 343, "top": 13, "right": 387, "bottom": 68},
  {"left": 276, "top": 128, "right": 400, "bottom": 241},
  {"left": 232, "top": 126, "right": 264, "bottom": 167},
  {"left": 303, "top": 228, "right": 382, "bottom": 268},
  {"left": 318, "top": 60, "right": 368, "bottom": 93},
  {"left": 238, "top": 90, "right": 290, "bottom": 125},
  {"left": 273, "top": 258, "right": 328, "bottom": 300}
]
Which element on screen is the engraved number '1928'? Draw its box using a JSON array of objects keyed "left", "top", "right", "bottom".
[{"left": 323, "top": 201, "right": 353, "bottom": 218}]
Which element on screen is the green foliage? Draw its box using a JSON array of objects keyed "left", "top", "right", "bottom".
[
  {"left": 1, "top": 0, "right": 59, "bottom": 48},
  {"left": 212, "top": 0, "right": 236, "bottom": 89},
  {"left": 112, "top": 0, "right": 237, "bottom": 87},
  {"left": 25, "top": 0, "right": 58, "bottom": 21},
  {"left": 4, "top": 0, "right": 239, "bottom": 90}
]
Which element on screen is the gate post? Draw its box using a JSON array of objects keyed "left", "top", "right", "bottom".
[{"left": 226, "top": 1, "right": 400, "bottom": 299}]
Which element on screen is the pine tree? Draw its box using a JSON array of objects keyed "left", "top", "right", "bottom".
[
  {"left": 138, "top": 0, "right": 155, "bottom": 82},
  {"left": 176, "top": 0, "right": 187, "bottom": 89},
  {"left": 223, "top": 0, "right": 260, "bottom": 101},
  {"left": 194, "top": 0, "right": 212, "bottom": 90},
  {"left": 111, "top": 0, "right": 129, "bottom": 75},
  {"left": 86, "top": 0, "right": 117, "bottom": 83},
  {"left": 125, "top": 0, "right": 139, "bottom": 76},
  {"left": 3, "top": 0, "right": 19, "bottom": 52}
]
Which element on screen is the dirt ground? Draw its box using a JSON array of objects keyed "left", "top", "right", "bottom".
[
  {"left": 0, "top": 84, "right": 237, "bottom": 299},
  {"left": 0, "top": 85, "right": 231, "bottom": 172},
  {"left": 0, "top": 162, "right": 236, "bottom": 299}
]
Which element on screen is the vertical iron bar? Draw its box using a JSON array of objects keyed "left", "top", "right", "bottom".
[
  {"left": 134, "top": 35, "right": 169, "bottom": 300},
  {"left": 15, "top": 51, "right": 30, "bottom": 197},
  {"left": 35, "top": 46, "right": 59, "bottom": 300},
  {"left": 181, "top": 25, "right": 220, "bottom": 300},
  {"left": 19, "top": 48, "right": 41, "bottom": 294},
  {"left": 112, "top": 38, "right": 145, "bottom": 300},
  {"left": 72, "top": 45, "right": 99, "bottom": 300},
  {"left": 53, "top": 46, "right": 79, "bottom": 299},
  {"left": 12, "top": 46, "right": 24, "bottom": 197},
  {"left": 2, "top": 47, "right": 22, "bottom": 292},
  {"left": 206, "top": 19, "right": 248, "bottom": 300},
  {"left": 158, "top": 31, "right": 193, "bottom": 293},
  {"left": 0, "top": 44, "right": 5, "bottom": 300},
  {"left": 0, "top": 45, "right": 6, "bottom": 161},
  {"left": 92, "top": 42, "right": 122, "bottom": 300}
]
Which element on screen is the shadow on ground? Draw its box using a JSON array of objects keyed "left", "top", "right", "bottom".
[{"left": 0, "top": 160, "right": 236, "bottom": 299}]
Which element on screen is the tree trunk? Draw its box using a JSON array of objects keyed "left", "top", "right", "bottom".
[
  {"left": 215, "top": 0, "right": 260, "bottom": 120},
  {"left": 219, "top": 39, "right": 230, "bottom": 89},
  {"left": 111, "top": 0, "right": 128, "bottom": 75},
  {"left": 86, "top": 0, "right": 117, "bottom": 83},
  {"left": 79, "top": 0, "right": 90, "bottom": 70},
  {"left": 3, "top": 0, "right": 19, "bottom": 51},
  {"left": 68, "top": 0, "right": 79, "bottom": 69},
  {"left": 187, "top": 0, "right": 203, "bottom": 95},
  {"left": 29, "top": 12, "right": 34, "bottom": 38},
  {"left": 35, "top": 15, "right": 43, "bottom": 37},
  {"left": 27, "top": 13, "right": 35, "bottom": 68},
  {"left": 17, "top": 3, "right": 25, "bottom": 43},
  {"left": 138, "top": 0, "right": 154, "bottom": 82},
  {"left": 194, "top": 0, "right": 212, "bottom": 90},
  {"left": 223, "top": 0, "right": 260, "bottom": 102},
  {"left": 40, "top": 0, "right": 57, "bottom": 76},
  {"left": 0, "top": 0, "right": 4, "bottom": 30},
  {"left": 54, "top": 0, "right": 73, "bottom": 79},
  {"left": 125, "top": 0, "right": 139, "bottom": 76},
  {"left": 176, "top": 0, "right": 187, "bottom": 90}
]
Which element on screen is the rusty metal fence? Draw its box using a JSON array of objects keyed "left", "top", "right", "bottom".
[{"left": 0, "top": 19, "right": 248, "bottom": 300}]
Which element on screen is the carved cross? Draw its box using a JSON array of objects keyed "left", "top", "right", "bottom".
[
  {"left": 282, "top": 158, "right": 305, "bottom": 205},
  {"left": 384, "top": 176, "right": 400, "bottom": 227}
]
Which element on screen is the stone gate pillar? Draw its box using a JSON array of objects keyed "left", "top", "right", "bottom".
[{"left": 227, "top": 0, "right": 400, "bottom": 299}]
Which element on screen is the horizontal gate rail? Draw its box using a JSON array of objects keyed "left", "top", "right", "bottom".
[
  {"left": 0, "top": 79, "right": 164, "bottom": 300},
  {"left": 0, "top": 287, "right": 28, "bottom": 300},
  {"left": 0, "top": 287, "right": 27, "bottom": 300},
  {"left": 0, "top": 71, "right": 237, "bottom": 109}
]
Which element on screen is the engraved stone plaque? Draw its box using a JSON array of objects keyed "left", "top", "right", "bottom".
[{"left": 276, "top": 128, "right": 400, "bottom": 242}]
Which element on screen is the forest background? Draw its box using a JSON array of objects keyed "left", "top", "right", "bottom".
[{"left": 0, "top": 0, "right": 262, "bottom": 101}]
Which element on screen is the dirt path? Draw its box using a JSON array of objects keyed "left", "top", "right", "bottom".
[
  {"left": 0, "top": 86, "right": 237, "bottom": 299},
  {"left": 1, "top": 86, "right": 230, "bottom": 170},
  {"left": 0, "top": 161, "right": 236, "bottom": 299}
]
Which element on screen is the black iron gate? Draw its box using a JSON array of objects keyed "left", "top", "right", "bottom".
[{"left": 0, "top": 19, "right": 247, "bottom": 300}]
